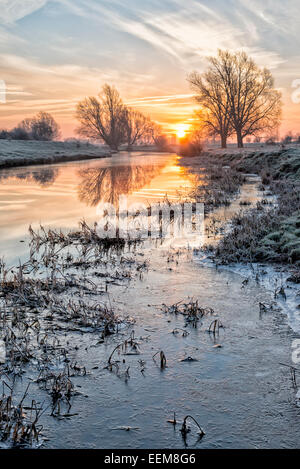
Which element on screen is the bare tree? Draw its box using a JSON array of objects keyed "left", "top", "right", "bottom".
[
  {"left": 188, "top": 69, "right": 233, "bottom": 148},
  {"left": 16, "top": 112, "right": 60, "bottom": 141},
  {"left": 30, "top": 112, "right": 61, "bottom": 141},
  {"left": 19, "top": 118, "right": 33, "bottom": 134},
  {"left": 10, "top": 126, "right": 31, "bottom": 140},
  {"left": 76, "top": 85, "right": 168, "bottom": 152},
  {"left": 76, "top": 84, "right": 127, "bottom": 151},
  {"left": 282, "top": 131, "right": 293, "bottom": 144},
  {"left": 148, "top": 122, "right": 169, "bottom": 151},
  {"left": 210, "top": 50, "right": 282, "bottom": 148},
  {"left": 191, "top": 109, "right": 214, "bottom": 143},
  {"left": 123, "top": 108, "right": 152, "bottom": 150}
]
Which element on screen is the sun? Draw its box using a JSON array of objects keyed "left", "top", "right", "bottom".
[
  {"left": 177, "top": 129, "right": 186, "bottom": 138},
  {"left": 175, "top": 123, "right": 190, "bottom": 139}
]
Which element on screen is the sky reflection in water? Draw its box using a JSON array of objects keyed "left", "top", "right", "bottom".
[{"left": 0, "top": 152, "right": 196, "bottom": 263}]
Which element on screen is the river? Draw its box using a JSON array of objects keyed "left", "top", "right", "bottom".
[{"left": 0, "top": 151, "right": 299, "bottom": 448}]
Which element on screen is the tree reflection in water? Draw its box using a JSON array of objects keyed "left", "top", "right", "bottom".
[
  {"left": 77, "top": 162, "right": 165, "bottom": 207},
  {"left": 0, "top": 167, "right": 60, "bottom": 188}
]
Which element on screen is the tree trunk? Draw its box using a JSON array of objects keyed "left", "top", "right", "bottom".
[
  {"left": 237, "top": 130, "right": 244, "bottom": 148},
  {"left": 221, "top": 134, "right": 227, "bottom": 149}
]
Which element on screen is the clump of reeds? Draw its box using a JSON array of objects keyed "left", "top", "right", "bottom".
[
  {"left": 29, "top": 220, "right": 141, "bottom": 255},
  {"left": 208, "top": 319, "right": 224, "bottom": 334},
  {"left": 162, "top": 299, "right": 215, "bottom": 327},
  {"left": 180, "top": 415, "right": 205, "bottom": 439},
  {"left": 153, "top": 350, "right": 167, "bottom": 369},
  {"left": 0, "top": 383, "right": 44, "bottom": 446},
  {"left": 105, "top": 331, "right": 140, "bottom": 380}
]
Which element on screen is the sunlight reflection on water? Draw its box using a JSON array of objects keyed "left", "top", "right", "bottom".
[{"left": 0, "top": 152, "right": 196, "bottom": 263}]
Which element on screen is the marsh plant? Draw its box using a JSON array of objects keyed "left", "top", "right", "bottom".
[
  {"left": 95, "top": 196, "right": 205, "bottom": 242},
  {"left": 162, "top": 299, "right": 218, "bottom": 328},
  {"left": 0, "top": 384, "right": 44, "bottom": 447},
  {"left": 0, "top": 221, "right": 148, "bottom": 446}
]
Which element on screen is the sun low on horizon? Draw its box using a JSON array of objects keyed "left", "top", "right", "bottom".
[{"left": 174, "top": 123, "right": 191, "bottom": 139}]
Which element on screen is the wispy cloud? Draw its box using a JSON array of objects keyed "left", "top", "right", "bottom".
[
  {"left": 60, "top": 0, "right": 241, "bottom": 63},
  {"left": 0, "top": 0, "right": 299, "bottom": 135},
  {"left": 0, "top": 52, "right": 163, "bottom": 128},
  {"left": 126, "top": 94, "right": 194, "bottom": 105},
  {"left": 0, "top": 0, "right": 48, "bottom": 24},
  {"left": 58, "top": 0, "right": 286, "bottom": 70}
]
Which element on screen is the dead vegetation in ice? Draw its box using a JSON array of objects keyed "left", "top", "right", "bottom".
[{"left": 0, "top": 221, "right": 147, "bottom": 446}]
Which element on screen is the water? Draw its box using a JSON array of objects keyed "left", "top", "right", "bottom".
[
  {"left": 0, "top": 152, "right": 195, "bottom": 264},
  {"left": 39, "top": 251, "right": 300, "bottom": 449},
  {"left": 0, "top": 152, "right": 264, "bottom": 260},
  {"left": 0, "top": 151, "right": 299, "bottom": 448}
]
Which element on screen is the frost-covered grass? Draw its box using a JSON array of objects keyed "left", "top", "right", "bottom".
[
  {"left": 0, "top": 139, "right": 111, "bottom": 169},
  {"left": 209, "top": 180, "right": 300, "bottom": 265},
  {"left": 181, "top": 145, "right": 300, "bottom": 266},
  {"left": 205, "top": 144, "right": 300, "bottom": 181}
]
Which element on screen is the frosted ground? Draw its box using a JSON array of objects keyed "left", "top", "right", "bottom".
[{"left": 0, "top": 139, "right": 111, "bottom": 168}]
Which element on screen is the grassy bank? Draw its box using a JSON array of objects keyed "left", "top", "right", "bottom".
[
  {"left": 0, "top": 139, "right": 111, "bottom": 169},
  {"left": 215, "top": 145, "right": 300, "bottom": 182},
  {"left": 212, "top": 180, "right": 300, "bottom": 265},
  {"left": 181, "top": 145, "right": 300, "bottom": 266}
]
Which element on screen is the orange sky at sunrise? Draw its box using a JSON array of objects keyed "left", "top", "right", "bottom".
[{"left": 0, "top": 0, "right": 300, "bottom": 139}]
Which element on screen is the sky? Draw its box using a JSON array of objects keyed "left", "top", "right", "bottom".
[{"left": 0, "top": 0, "right": 300, "bottom": 138}]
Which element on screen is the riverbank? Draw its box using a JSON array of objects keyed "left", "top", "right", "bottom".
[
  {"left": 180, "top": 145, "right": 300, "bottom": 267},
  {"left": 0, "top": 139, "right": 112, "bottom": 169},
  {"left": 180, "top": 144, "right": 300, "bottom": 181}
]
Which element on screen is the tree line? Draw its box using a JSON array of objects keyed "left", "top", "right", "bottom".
[
  {"left": 0, "top": 92, "right": 165, "bottom": 150},
  {"left": 0, "top": 49, "right": 283, "bottom": 151},
  {"left": 0, "top": 112, "right": 61, "bottom": 141}
]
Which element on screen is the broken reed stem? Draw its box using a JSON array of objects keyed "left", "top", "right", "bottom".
[
  {"left": 181, "top": 415, "right": 205, "bottom": 437},
  {"left": 152, "top": 350, "right": 167, "bottom": 369},
  {"left": 208, "top": 319, "right": 223, "bottom": 334},
  {"left": 279, "top": 362, "right": 299, "bottom": 388}
]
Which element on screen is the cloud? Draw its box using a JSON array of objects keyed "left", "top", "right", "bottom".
[
  {"left": 64, "top": 1, "right": 242, "bottom": 63},
  {"left": 0, "top": 52, "right": 162, "bottom": 126},
  {"left": 0, "top": 0, "right": 299, "bottom": 135},
  {"left": 58, "top": 0, "right": 286, "bottom": 71},
  {"left": 0, "top": 0, "right": 48, "bottom": 24},
  {"left": 126, "top": 94, "right": 194, "bottom": 104}
]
